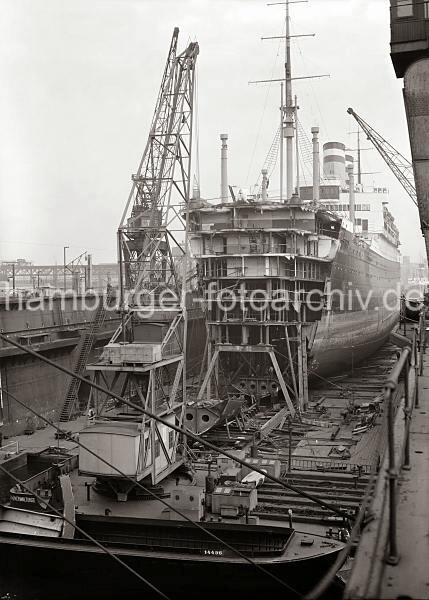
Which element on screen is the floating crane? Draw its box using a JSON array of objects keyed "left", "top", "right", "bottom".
[
  {"left": 347, "top": 107, "right": 417, "bottom": 208},
  {"left": 78, "top": 29, "right": 199, "bottom": 496}
]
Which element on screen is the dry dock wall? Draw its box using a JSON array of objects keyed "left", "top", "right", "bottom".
[
  {"left": 0, "top": 295, "right": 118, "bottom": 436},
  {"left": 0, "top": 296, "right": 205, "bottom": 436}
]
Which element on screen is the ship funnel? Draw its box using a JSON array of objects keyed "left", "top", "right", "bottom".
[
  {"left": 323, "top": 142, "right": 346, "bottom": 187},
  {"left": 261, "top": 169, "right": 268, "bottom": 202},
  {"left": 311, "top": 127, "right": 320, "bottom": 202},
  {"left": 347, "top": 164, "right": 355, "bottom": 233},
  {"left": 220, "top": 134, "right": 229, "bottom": 203}
]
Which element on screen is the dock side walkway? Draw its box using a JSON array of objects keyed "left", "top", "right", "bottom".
[
  {"left": 345, "top": 349, "right": 429, "bottom": 599},
  {"left": 377, "top": 353, "right": 429, "bottom": 598}
]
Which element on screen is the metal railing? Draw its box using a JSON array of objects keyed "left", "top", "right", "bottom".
[
  {"left": 284, "top": 457, "right": 372, "bottom": 474},
  {"left": 201, "top": 244, "right": 290, "bottom": 255},
  {"left": 384, "top": 309, "right": 425, "bottom": 564},
  {"left": 0, "top": 441, "right": 19, "bottom": 457},
  {"left": 306, "top": 312, "right": 426, "bottom": 600}
]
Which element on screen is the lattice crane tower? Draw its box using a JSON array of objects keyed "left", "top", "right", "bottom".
[{"left": 83, "top": 29, "right": 199, "bottom": 497}]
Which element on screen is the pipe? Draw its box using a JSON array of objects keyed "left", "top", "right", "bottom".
[
  {"left": 413, "top": 326, "right": 420, "bottom": 407},
  {"left": 295, "top": 95, "right": 300, "bottom": 195},
  {"left": 403, "top": 358, "right": 411, "bottom": 469},
  {"left": 347, "top": 164, "right": 355, "bottom": 232},
  {"left": 385, "top": 384, "right": 399, "bottom": 565},
  {"left": 261, "top": 169, "right": 268, "bottom": 202},
  {"left": 311, "top": 127, "right": 320, "bottom": 202},
  {"left": 220, "top": 133, "right": 229, "bottom": 203},
  {"left": 86, "top": 253, "right": 93, "bottom": 290}
]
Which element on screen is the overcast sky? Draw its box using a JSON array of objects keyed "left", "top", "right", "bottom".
[{"left": 0, "top": 0, "right": 424, "bottom": 265}]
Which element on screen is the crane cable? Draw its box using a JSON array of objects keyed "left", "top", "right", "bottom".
[
  {"left": 1, "top": 386, "right": 302, "bottom": 598},
  {"left": 245, "top": 22, "right": 284, "bottom": 186},
  {"left": 194, "top": 63, "right": 201, "bottom": 194},
  {"left": 0, "top": 458, "right": 170, "bottom": 600}
]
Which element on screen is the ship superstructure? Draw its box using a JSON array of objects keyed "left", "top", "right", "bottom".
[
  {"left": 189, "top": 128, "right": 400, "bottom": 413},
  {"left": 185, "top": 0, "right": 401, "bottom": 415}
]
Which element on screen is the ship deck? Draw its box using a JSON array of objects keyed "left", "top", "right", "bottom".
[
  {"left": 0, "top": 416, "right": 343, "bottom": 562},
  {"left": 69, "top": 468, "right": 342, "bottom": 563}
]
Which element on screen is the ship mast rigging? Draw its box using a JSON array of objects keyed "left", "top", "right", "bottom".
[
  {"left": 252, "top": 0, "right": 328, "bottom": 201},
  {"left": 284, "top": 0, "right": 294, "bottom": 200}
]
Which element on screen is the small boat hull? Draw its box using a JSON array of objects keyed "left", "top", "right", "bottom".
[{"left": 0, "top": 532, "right": 343, "bottom": 600}]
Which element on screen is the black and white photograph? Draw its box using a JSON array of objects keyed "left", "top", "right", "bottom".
[{"left": 0, "top": 0, "right": 428, "bottom": 598}]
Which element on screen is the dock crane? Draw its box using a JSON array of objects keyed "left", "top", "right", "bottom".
[
  {"left": 73, "top": 29, "right": 199, "bottom": 496},
  {"left": 347, "top": 107, "right": 417, "bottom": 208}
]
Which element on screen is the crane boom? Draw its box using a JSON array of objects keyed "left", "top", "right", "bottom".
[
  {"left": 347, "top": 107, "right": 417, "bottom": 208},
  {"left": 119, "top": 30, "right": 199, "bottom": 300}
]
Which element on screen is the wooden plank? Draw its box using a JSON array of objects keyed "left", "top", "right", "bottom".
[
  {"left": 59, "top": 475, "right": 75, "bottom": 539},
  {"left": 268, "top": 350, "right": 295, "bottom": 417}
]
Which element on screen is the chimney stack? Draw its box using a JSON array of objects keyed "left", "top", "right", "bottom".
[
  {"left": 311, "top": 127, "right": 320, "bottom": 202},
  {"left": 220, "top": 134, "right": 229, "bottom": 203},
  {"left": 261, "top": 169, "right": 268, "bottom": 202}
]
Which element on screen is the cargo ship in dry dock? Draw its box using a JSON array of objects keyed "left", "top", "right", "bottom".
[
  {"left": 186, "top": 6, "right": 401, "bottom": 413},
  {"left": 0, "top": 0, "right": 404, "bottom": 594},
  {"left": 0, "top": 23, "right": 349, "bottom": 600},
  {"left": 188, "top": 139, "right": 401, "bottom": 413}
]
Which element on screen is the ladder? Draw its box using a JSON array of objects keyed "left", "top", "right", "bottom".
[{"left": 59, "top": 289, "right": 113, "bottom": 422}]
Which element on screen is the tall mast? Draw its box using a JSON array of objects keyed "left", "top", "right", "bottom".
[
  {"left": 284, "top": 0, "right": 295, "bottom": 200},
  {"left": 254, "top": 1, "right": 328, "bottom": 199}
]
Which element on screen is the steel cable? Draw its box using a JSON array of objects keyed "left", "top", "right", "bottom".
[{"left": 1, "top": 386, "right": 301, "bottom": 598}]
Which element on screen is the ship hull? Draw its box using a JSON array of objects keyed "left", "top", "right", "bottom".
[
  {"left": 310, "top": 308, "right": 399, "bottom": 376},
  {"left": 309, "top": 227, "right": 400, "bottom": 376},
  {"left": 0, "top": 534, "right": 342, "bottom": 600}
]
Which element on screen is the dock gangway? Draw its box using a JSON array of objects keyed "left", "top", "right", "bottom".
[{"left": 59, "top": 289, "right": 113, "bottom": 422}]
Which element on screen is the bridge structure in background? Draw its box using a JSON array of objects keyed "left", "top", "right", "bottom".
[{"left": 0, "top": 261, "right": 119, "bottom": 292}]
